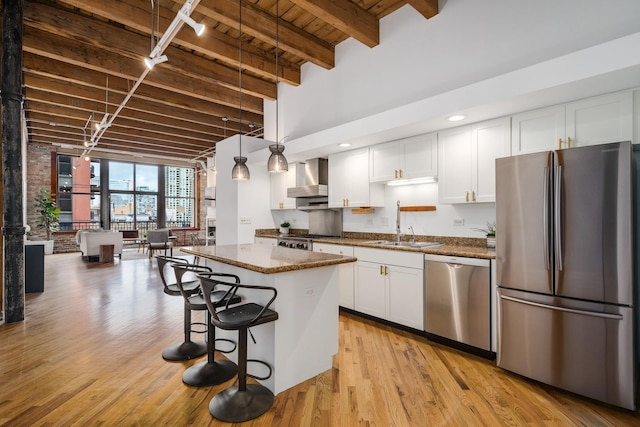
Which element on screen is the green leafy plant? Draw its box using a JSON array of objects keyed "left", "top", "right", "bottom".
[
  {"left": 473, "top": 221, "right": 496, "bottom": 237},
  {"left": 280, "top": 221, "right": 291, "bottom": 228},
  {"left": 35, "top": 189, "right": 61, "bottom": 241}
]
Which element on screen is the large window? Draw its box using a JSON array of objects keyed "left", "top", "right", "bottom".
[
  {"left": 57, "top": 155, "right": 101, "bottom": 231},
  {"left": 165, "top": 166, "right": 195, "bottom": 228},
  {"left": 56, "top": 156, "right": 196, "bottom": 232}
]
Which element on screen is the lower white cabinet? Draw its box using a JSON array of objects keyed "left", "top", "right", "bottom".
[
  {"left": 354, "top": 247, "right": 424, "bottom": 330},
  {"left": 313, "top": 243, "right": 354, "bottom": 309}
]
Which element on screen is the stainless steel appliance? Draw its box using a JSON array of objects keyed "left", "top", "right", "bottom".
[
  {"left": 287, "top": 158, "right": 328, "bottom": 199},
  {"left": 277, "top": 235, "right": 313, "bottom": 250},
  {"left": 424, "top": 254, "right": 491, "bottom": 351},
  {"left": 496, "top": 141, "right": 635, "bottom": 410}
]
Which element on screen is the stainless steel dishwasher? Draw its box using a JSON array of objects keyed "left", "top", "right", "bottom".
[{"left": 424, "top": 254, "right": 490, "bottom": 351}]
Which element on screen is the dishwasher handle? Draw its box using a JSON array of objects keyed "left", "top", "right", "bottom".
[{"left": 425, "top": 253, "right": 490, "bottom": 268}]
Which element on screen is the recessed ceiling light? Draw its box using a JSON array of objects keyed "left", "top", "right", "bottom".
[
  {"left": 448, "top": 115, "right": 465, "bottom": 122},
  {"left": 338, "top": 143, "right": 351, "bottom": 148}
]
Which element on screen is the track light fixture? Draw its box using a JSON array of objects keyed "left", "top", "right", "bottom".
[
  {"left": 144, "top": 54, "right": 168, "bottom": 69},
  {"left": 178, "top": 11, "right": 205, "bottom": 36},
  {"left": 95, "top": 113, "right": 110, "bottom": 130}
]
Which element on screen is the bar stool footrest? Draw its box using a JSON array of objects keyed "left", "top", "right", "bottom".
[
  {"left": 246, "top": 359, "right": 273, "bottom": 381},
  {"left": 190, "top": 321, "right": 207, "bottom": 335},
  {"left": 214, "top": 338, "right": 237, "bottom": 354},
  {"left": 162, "top": 340, "right": 207, "bottom": 362},
  {"left": 209, "top": 384, "right": 274, "bottom": 423}
]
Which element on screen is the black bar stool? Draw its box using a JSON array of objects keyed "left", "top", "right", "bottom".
[
  {"left": 199, "top": 274, "right": 279, "bottom": 423},
  {"left": 172, "top": 263, "right": 241, "bottom": 387},
  {"left": 156, "top": 255, "right": 207, "bottom": 361}
]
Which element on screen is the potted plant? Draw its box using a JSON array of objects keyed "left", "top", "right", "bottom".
[
  {"left": 473, "top": 221, "right": 496, "bottom": 248},
  {"left": 34, "top": 189, "right": 61, "bottom": 255},
  {"left": 279, "top": 221, "right": 291, "bottom": 235}
]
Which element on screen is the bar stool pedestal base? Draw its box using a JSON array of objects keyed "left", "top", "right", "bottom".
[
  {"left": 182, "top": 359, "right": 237, "bottom": 387},
  {"left": 162, "top": 340, "right": 207, "bottom": 361},
  {"left": 209, "top": 384, "right": 274, "bottom": 423}
]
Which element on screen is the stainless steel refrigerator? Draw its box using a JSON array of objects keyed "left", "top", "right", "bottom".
[{"left": 495, "top": 141, "right": 635, "bottom": 410}]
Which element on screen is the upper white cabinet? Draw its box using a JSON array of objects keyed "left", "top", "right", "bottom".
[
  {"left": 369, "top": 133, "right": 437, "bottom": 182},
  {"left": 329, "top": 147, "right": 384, "bottom": 208},
  {"left": 270, "top": 162, "right": 304, "bottom": 210},
  {"left": 438, "top": 117, "right": 510, "bottom": 204},
  {"left": 512, "top": 91, "right": 633, "bottom": 155}
]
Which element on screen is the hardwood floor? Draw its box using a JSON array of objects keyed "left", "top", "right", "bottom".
[{"left": 1, "top": 251, "right": 639, "bottom": 426}]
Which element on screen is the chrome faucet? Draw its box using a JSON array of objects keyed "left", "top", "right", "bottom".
[
  {"left": 408, "top": 226, "right": 416, "bottom": 242},
  {"left": 396, "top": 200, "right": 402, "bottom": 242}
]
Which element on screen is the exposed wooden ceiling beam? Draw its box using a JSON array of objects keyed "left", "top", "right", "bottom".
[
  {"left": 406, "top": 0, "right": 439, "bottom": 19},
  {"left": 23, "top": 26, "right": 264, "bottom": 115},
  {"left": 22, "top": 58, "right": 262, "bottom": 127},
  {"left": 289, "top": 0, "right": 379, "bottom": 48},
  {"left": 24, "top": 1, "right": 276, "bottom": 101},
  {"left": 197, "top": 0, "right": 335, "bottom": 69}
]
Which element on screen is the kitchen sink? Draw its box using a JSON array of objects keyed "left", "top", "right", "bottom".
[{"left": 365, "top": 240, "right": 443, "bottom": 248}]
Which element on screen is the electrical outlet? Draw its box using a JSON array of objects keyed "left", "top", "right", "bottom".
[
  {"left": 381, "top": 217, "right": 389, "bottom": 226},
  {"left": 453, "top": 218, "right": 464, "bottom": 226},
  {"left": 239, "top": 216, "right": 252, "bottom": 224}
]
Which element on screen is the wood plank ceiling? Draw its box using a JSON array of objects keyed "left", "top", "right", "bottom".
[{"left": 21, "top": 0, "right": 438, "bottom": 166}]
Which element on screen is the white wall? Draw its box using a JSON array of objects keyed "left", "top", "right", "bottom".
[
  {"left": 341, "top": 183, "right": 495, "bottom": 238},
  {"left": 264, "top": 0, "right": 640, "bottom": 145}
]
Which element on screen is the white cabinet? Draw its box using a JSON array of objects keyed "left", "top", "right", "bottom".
[
  {"left": 354, "top": 247, "right": 424, "bottom": 330},
  {"left": 254, "top": 236, "right": 277, "bottom": 247},
  {"left": 512, "top": 91, "right": 633, "bottom": 155},
  {"left": 438, "top": 117, "right": 510, "bottom": 204},
  {"left": 314, "top": 243, "right": 355, "bottom": 309},
  {"left": 270, "top": 163, "right": 304, "bottom": 210},
  {"left": 329, "top": 148, "right": 384, "bottom": 208},
  {"left": 369, "top": 133, "right": 437, "bottom": 182}
]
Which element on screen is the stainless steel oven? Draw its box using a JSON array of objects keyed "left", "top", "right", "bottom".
[{"left": 276, "top": 235, "right": 313, "bottom": 251}]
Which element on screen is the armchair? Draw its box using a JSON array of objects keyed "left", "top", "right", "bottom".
[{"left": 147, "top": 229, "right": 174, "bottom": 258}]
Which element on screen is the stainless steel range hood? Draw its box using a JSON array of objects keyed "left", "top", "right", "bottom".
[{"left": 287, "top": 158, "right": 328, "bottom": 198}]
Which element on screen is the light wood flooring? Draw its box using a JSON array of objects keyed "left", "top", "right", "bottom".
[{"left": 1, "top": 251, "right": 639, "bottom": 426}]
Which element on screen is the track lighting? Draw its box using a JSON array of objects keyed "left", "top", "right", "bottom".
[
  {"left": 178, "top": 11, "right": 205, "bottom": 36},
  {"left": 144, "top": 54, "right": 168, "bottom": 69},
  {"left": 95, "top": 114, "right": 110, "bottom": 130}
]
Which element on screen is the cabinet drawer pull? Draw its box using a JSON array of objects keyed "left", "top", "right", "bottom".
[
  {"left": 384, "top": 266, "right": 389, "bottom": 275},
  {"left": 558, "top": 138, "right": 563, "bottom": 149},
  {"left": 472, "top": 190, "right": 476, "bottom": 202},
  {"left": 466, "top": 191, "right": 469, "bottom": 202},
  {"left": 567, "top": 136, "right": 571, "bottom": 148},
  {"left": 380, "top": 265, "right": 384, "bottom": 275},
  {"left": 399, "top": 169, "right": 403, "bottom": 178},
  {"left": 394, "top": 170, "right": 398, "bottom": 179}
]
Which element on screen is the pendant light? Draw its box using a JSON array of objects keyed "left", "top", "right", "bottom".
[
  {"left": 267, "top": 0, "right": 288, "bottom": 173},
  {"left": 232, "top": 0, "right": 250, "bottom": 181}
]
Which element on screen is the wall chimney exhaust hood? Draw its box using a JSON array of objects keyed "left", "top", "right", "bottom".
[{"left": 287, "top": 158, "right": 328, "bottom": 198}]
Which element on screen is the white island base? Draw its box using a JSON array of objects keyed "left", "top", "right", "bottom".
[{"left": 205, "top": 260, "right": 339, "bottom": 395}]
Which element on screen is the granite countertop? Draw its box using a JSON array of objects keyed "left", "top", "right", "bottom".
[
  {"left": 256, "top": 230, "right": 496, "bottom": 260},
  {"left": 180, "top": 244, "right": 358, "bottom": 274}
]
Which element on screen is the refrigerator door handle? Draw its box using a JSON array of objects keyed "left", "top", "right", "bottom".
[
  {"left": 554, "top": 165, "right": 563, "bottom": 271},
  {"left": 500, "top": 295, "right": 623, "bottom": 320},
  {"left": 543, "top": 166, "right": 551, "bottom": 270}
]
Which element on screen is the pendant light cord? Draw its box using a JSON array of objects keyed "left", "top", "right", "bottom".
[
  {"left": 275, "top": 0, "right": 279, "bottom": 149},
  {"left": 238, "top": 0, "right": 243, "bottom": 157}
]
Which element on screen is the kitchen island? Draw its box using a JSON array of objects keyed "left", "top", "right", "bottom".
[{"left": 180, "top": 244, "right": 357, "bottom": 395}]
